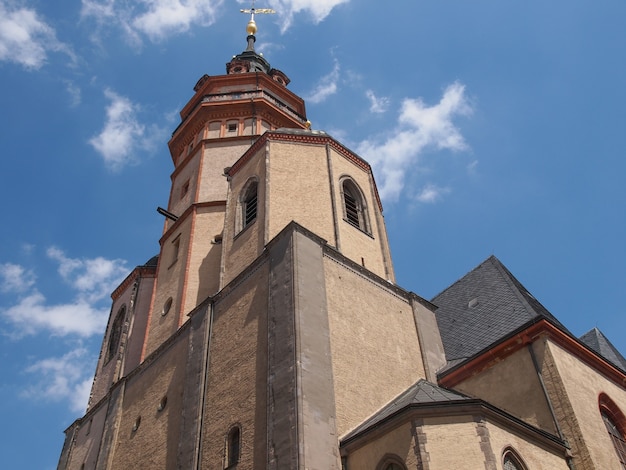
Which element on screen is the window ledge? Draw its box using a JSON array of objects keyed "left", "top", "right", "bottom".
[
  {"left": 234, "top": 218, "right": 256, "bottom": 241},
  {"left": 342, "top": 218, "right": 374, "bottom": 239}
]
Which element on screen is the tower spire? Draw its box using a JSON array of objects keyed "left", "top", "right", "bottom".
[{"left": 240, "top": 1, "right": 275, "bottom": 51}]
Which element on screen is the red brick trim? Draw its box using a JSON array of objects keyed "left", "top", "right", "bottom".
[{"left": 440, "top": 319, "right": 626, "bottom": 389}]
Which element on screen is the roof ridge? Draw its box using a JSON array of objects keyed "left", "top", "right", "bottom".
[
  {"left": 431, "top": 254, "right": 499, "bottom": 300},
  {"left": 488, "top": 256, "right": 537, "bottom": 322}
]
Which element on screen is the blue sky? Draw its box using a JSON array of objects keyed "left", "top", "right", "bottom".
[{"left": 0, "top": 0, "right": 625, "bottom": 468}]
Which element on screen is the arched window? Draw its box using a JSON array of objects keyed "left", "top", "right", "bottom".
[
  {"left": 106, "top": 305, "right": 125, "bottom": 363},
  {"left": 341, "top": 178, "right": 369, "bottom": 233},
  {"left": 227, "top": 426, "right": 240, "bottom": 467},
  {"left": 599, "top": 394, "right": 626, "bottom": 469},
  {"left": 239, "top": 178, "right": 258, "bottom": 232},
  {"left": 375, "top": 455, "right": 407, "bottom": 470},
  {"left": 503, "top": 448, "right": 527, "bottom": 470},
  {"left": 384, "top": 464, "right": 404, "bottom": 470}
]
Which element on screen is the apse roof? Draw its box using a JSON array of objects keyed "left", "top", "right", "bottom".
[
  {"left": 432, "top": 255, "right": 570, "bottom": 365},
  {"left": 580, "top": 327, "right": 626, "bottom": 372},
  {"left": 342, "top": 380, "right": 471, "bottom": 441}
]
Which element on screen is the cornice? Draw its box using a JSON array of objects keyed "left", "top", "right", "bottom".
[
  {"left": 227, "top": 131, "right": 384, "bottom": 211},
  {"left": 439, "top": 318, "right": 626, "bottom": 390},
  {"left": 111, "top": 265, "right": 156, "bottom": 301},
  {"left": 340, "top": 397, "right": 567, "bottom": 456},
  {"left": 159, "top": 201, "right": 227, "bottom": 245}
]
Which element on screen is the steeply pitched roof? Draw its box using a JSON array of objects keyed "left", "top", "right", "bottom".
[
  {"left": 342, "top": 380, "right": 471, "bottom": 441},
  {"left": 580, "top": 327, "right": 626, "bottom": 372},
  {"left": 432, "top": 255, "right": 570, "bottom": 365}
]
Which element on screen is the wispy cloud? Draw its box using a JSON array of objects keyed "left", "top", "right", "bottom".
[
  {"left": 365, "top": 89, "right": 389, "bottom": 114},
  {"left": 65, "top": 81, "right": 82, "bottom": 107},
  {"left": 3, "top": 292, "right": 110, "bottom": 337},
  {"left": 0, "top": 263, "right": 36, "bottom": 293},
  {"left": 82, "top": 0, "right": 224, "bottom": 44},
  {"left": 0, "top": 249, "right": 127, "bottom": 338},
  {"left": 89, "top": 89, "right": 160, "bottom": 170},
  {"left": 415, "top": 184, "right": 450, "bottom": 204},
  {"left": 22, "top": 348, "right": 94, "bottom": 413},
  {"left": 305, "top": 59, "right": 340, "bottom": 104},
  {"left": 47, "top": 247, "right": 129, "bottom": 303},
  {"left": 0, "top": 1, "right": 74, "bottom": 69},
  {"left": 357, "top": 81, "right": 472, "bottom": 202},
  {"left": 133, "top": 0, "right": 222, "bottom": 41},
  {"left": 266, "top": 0, "right": 350, "bottom": 33},
  {"left": 81, "top": 0, "right": 347, "bottom": 44}
]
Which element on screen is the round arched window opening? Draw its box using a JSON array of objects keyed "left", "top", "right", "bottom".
[
  {"left": 599, "top": 393, "right": 626, "bottom": 468},
  {"left": 162, "top": 297, "right": 173, "bottom": 316}
]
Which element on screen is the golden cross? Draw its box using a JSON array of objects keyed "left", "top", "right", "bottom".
[{"left": 240, "top": 0, "right": 276, "bottom": 20}]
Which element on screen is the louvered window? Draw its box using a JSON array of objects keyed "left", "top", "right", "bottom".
[
  {"left": 243, "top": 182, "right": 258, "bottom": 228},
  {"left": 344, "top": 189, "right": 359, "bottom": 226},
  {"left": 342, "top": 179, "right": 369, "bottom": 233}
]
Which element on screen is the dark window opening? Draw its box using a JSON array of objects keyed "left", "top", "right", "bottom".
[
  {"left": 106, "top": 306, "right": 125, "bottom": 364},
  {"left": 344, "top": 189, "right": 360, "bottom": 226},
  {"left": 342, "top": 179, "right": 369, "bottom": 233},
  {"left": 243, "top": 182, "right": 258, "bottom": 228},
  {"left": 227, "top": 426, "right": 240, "bottom": 467},
  {"left": 603, "top": 411, "right": 626, "bottom": 469}
]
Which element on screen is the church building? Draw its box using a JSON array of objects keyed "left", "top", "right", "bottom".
[{"left": 57, "top": 12, "right": 626, "bottom": 470}]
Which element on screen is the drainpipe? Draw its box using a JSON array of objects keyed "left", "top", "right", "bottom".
[{"left": 194, "top": 301, "right": 214, "bottom": 470}]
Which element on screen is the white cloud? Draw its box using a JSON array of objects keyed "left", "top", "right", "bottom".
[
  {"left": 22, "top": 348, "right": 95, "bottom": 413},
  {"left": 305, "top": 59, "right": 340, "bottom": 104},
  {"left": 0, "top": 249, "right": 127, "bottom": 337},
  {"left": 2, "top": 291, "right": 109, "bottom": 337},
  {"left": 365, "top": 89, "right": 389, "bottom": 114},
  {"left": 415, "top": 184, "right": 450, "bottom": 204},
  {"left": 265, "top": 0, "right": 350, "bottom": 32},
  {"left": 0, "top": 2, "right": 74, "bottom": 69},
  {"left": 82, "top": 0, "right": 223, "bottom": 44},
  {"left": 89, "top": 89, "right": 156, "bottom": 170},
  {"left": 133, "top": 0, "right": 222, "bottom": 40},
  {"left": 357, "top": 81, "right": 472, "bottom": 202},
  {"left": 81, "top": 0, "right": 346, "bottom": 44},
  {"left": 0, "top": 263, "right": 35, "bottom": 293},
  {"left": 47, "top": 247, "right": 128, "bottom": 303}
]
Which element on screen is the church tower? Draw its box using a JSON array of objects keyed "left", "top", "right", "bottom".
[
  {"left": 58, "top": 8, "right": 626, "bottom": 470},
  {"left": 57, "top": 11, "right": 445, "bottom": 470}
]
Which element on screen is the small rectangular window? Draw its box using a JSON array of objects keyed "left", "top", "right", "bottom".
[
  {"left": 228, "top": 123, "right": 237, "bottom": 133},
  {"left": 171, "top": 236, "right": 180, "bottom": 266}
]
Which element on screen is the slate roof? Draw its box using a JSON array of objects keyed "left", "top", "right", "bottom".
[
  {"left": 342, "top": 380, "right": 471, "bottom": 441},
  {"left": 580, "top": 327, "right": 626, "bottom": 373},
  {"left": 432, "top": 255, "right": 570, "bottom": 366}
]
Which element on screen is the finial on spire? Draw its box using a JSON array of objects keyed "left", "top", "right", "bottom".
[{"left": 240, "top": 1, "right": 275, "bottom": 38}]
